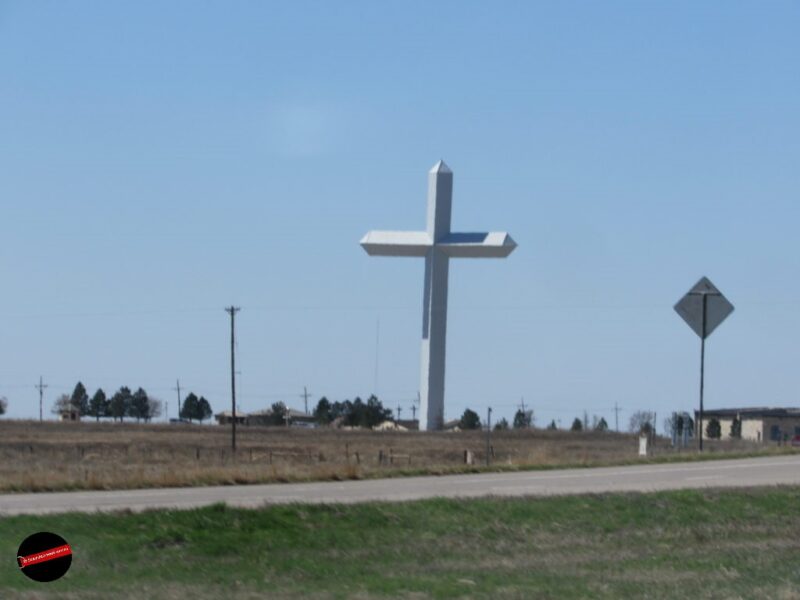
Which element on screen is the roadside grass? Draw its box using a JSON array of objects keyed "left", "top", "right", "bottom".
[
  {"left": 0, "top": 420, "right": 795, "bottom": 493},
  {"left": 1, "top": 487, "right": 800, "bottom": 599}
]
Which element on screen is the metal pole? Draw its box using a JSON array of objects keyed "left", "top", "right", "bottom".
[
  {"left": 225, "top": 306, "right": 240, "bottom": 452},
  {"left": 485, "top": 407, "right": 492, "bottom": 466},
  {"left": 699, "top": 294, "right": 707, "bottom": 452}
]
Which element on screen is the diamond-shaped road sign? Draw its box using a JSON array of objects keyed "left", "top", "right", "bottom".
[{"left": 674, "top": 277, "right": 734, "bottom": 339}]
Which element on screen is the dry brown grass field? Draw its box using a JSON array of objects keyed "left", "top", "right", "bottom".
[{"left": 0, "top": 419, "right": 782, "bottom": 493}]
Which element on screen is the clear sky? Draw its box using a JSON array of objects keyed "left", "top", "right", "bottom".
[{"left": 1, "top": 1, "right": 798, "bottom": 429}]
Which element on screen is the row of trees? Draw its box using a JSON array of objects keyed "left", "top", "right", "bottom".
[
  {"left": 704, "top": 416, "right": 741, "bottom": 440},
  {"left": 446, "top": 408, "right": 539, "bottom": 431},
  {"left": 314, "top": 396, "right": 393, "bottom": 428},
  {"left": 52, "top": 382, "right": 214, "bottom": 423},
  {"left": 179, "top": 393, "right": 213, "bottom": 423},
  {"left": 53, "top": 382, "right": 162, "bottom": 422}
]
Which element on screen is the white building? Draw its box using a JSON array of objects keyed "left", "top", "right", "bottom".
[{"left": 695, "top": 407, "right": 800, "bottom": 443}]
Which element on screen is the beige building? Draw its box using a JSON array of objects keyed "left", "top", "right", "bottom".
[{"left": 696, "top": 407, "right": 800, "bottom": 443}]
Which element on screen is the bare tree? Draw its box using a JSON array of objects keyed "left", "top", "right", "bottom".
[
  {"left": 147, "top": 397, "right": 163, "bottom": 422},
  {"left": 51, "top": 393, "right": 72, "bottom": 415},
  {"left": 629, "top": 410, "right": 655, "bottom": 434}
]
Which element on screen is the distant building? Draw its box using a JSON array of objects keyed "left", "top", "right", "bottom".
[
  {"left": 696, "top": 407, "right": 800, "bottom": 443},
  {"left": 397, "top": 419, "right": 419, "bottom": 431},
  {"left": 214, "top": 411, "right": 247, "bottom": 426},
  {"left": 373, "top": 420, "right": 408, "bottom": 432},
  {"left": 443, "top": 419, "right": 461, "bottom": 432},
  {"left": 214, "top": 408, "right": 316, "bottom": 428},
  {"left": 58, "top": 408, "right": 81, "bottom": 422}
]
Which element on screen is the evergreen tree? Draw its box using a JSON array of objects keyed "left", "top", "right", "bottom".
[
  {"left": 595, "top": 417, "right": 609, "bottom": 432},
  {"left": 88, "top": 389, "right": 108, "bottom": 422},
  {"left": 131, "top": 388, "right": 150, "bottom": 422},
  {"left": 0, "top": 396, "right": 7, "bottom": 416},
  {"left": 180, "top": 393, "right": 199, "bottom": 422},
  {"left": 314, "top": 397, "right": 332, "bottom": 424},
  {"left": 459, "top": 408, "right": 481, "bottom": 430},
  {"left": 494, "top": 417, "right": 510, "bottom": 431},
  {"left": 706, "top": 418, "right": 722, "bottom": 440},
  {"left": 197, "top": 396, "right": 212, "bottom": 423},
  {"left": 546, "top": 419, "right": 558, "bottom": 430},
  {"left": 513, "top": 409, "right": 532, "bottom": 429},
  {"left": 730, "top": 416, "right": 742, "bottom": 439},
  {"left": 364, "top": 395, "right": 392, "bottom": 427},
  {"left": 268, "top": 401, "right": 288, "bottom": 426},
  {"left": 570, "top": 417, "right": 583, "bottom": 432},
  {"left": 70, "top": 381, "right": 90, "bottom": 416},
  {"left": 110, "top": 387, "right": 132, "bottom": 422}
]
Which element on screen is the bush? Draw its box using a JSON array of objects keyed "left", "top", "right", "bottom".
[
  {"left": 706, "top": 418, "right": 722, "bottom": 440},
  {"left": 459, "top": 409, "right": 481, "bottom": 430}
]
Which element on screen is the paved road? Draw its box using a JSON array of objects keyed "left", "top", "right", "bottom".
[{"left": 1, "top": 455, "right": 799, "bottom": 516}]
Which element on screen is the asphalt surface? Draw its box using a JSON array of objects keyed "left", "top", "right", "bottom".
[{"left": 1, "top": 454, "right": 799, "bottom": 516}]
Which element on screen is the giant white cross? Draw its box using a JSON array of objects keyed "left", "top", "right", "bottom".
[{"left": 360, "top": 160, "right": 517, "bottom": 431}]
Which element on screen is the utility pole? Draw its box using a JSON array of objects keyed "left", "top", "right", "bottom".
[
  {"left": 485, "top": 407, "right": 492, "bottom": 466},
  {"left": 225, "top": 306, "right": 241, "bottom": 452},
  {"left": 300, "top": 386, "right": 311, "bottom": 415},
  {"left": 396, "top": 403, "right": 402, "bottom": 421},
  {"left": 35, "top": 376, "right": 48, "bottom": 423},
  {"left": 614, "top": 402, "right": 621, "bottom": 432},
  {"left": 411, "top": 403, "right": 417, "bottom": 420},
  {"left": 173, "top": 379, "right": 182, "bottom": 422}
]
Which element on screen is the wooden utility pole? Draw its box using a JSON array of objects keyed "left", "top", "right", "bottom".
[
  {"left": 173, "top": 379, "right": 182, "bottom": 422},
  {"left": 225, "top": 306, "right": 241, "bottom": 451},
  {"left": 300, "top": 386, "right": 311, "bottom": 415},
  {"left": 614, "top": 402, "right": 621, "bottom": 432},
  {"left": 485, "top": 407, "right": 492, "bottom": 466},
  {"left": 35, "top": 376, "right": 48, "bottom": 423}
]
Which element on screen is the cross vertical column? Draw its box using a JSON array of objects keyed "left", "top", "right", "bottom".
[
  {"left": 419, "top": 162, "right": 453, "bottom": 431},
  {"left": 360, "top": 160, "right": 516, "bottom": 431}
]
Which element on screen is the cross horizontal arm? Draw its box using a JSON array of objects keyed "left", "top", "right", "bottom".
[
  {"left": 360, "top": 231, "right": 432, "bottom": 257},
  {"left": 437, "top": 232, "right": 517, "bottom": 258}
]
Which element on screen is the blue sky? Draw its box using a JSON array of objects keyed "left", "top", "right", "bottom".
[{"left": 1, "top": 1, "right": 798, "bottom": 428}]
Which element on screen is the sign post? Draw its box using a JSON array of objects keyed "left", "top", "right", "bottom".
[{"left": 674, "top": 277, "right": 734, "bottom": 451}]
